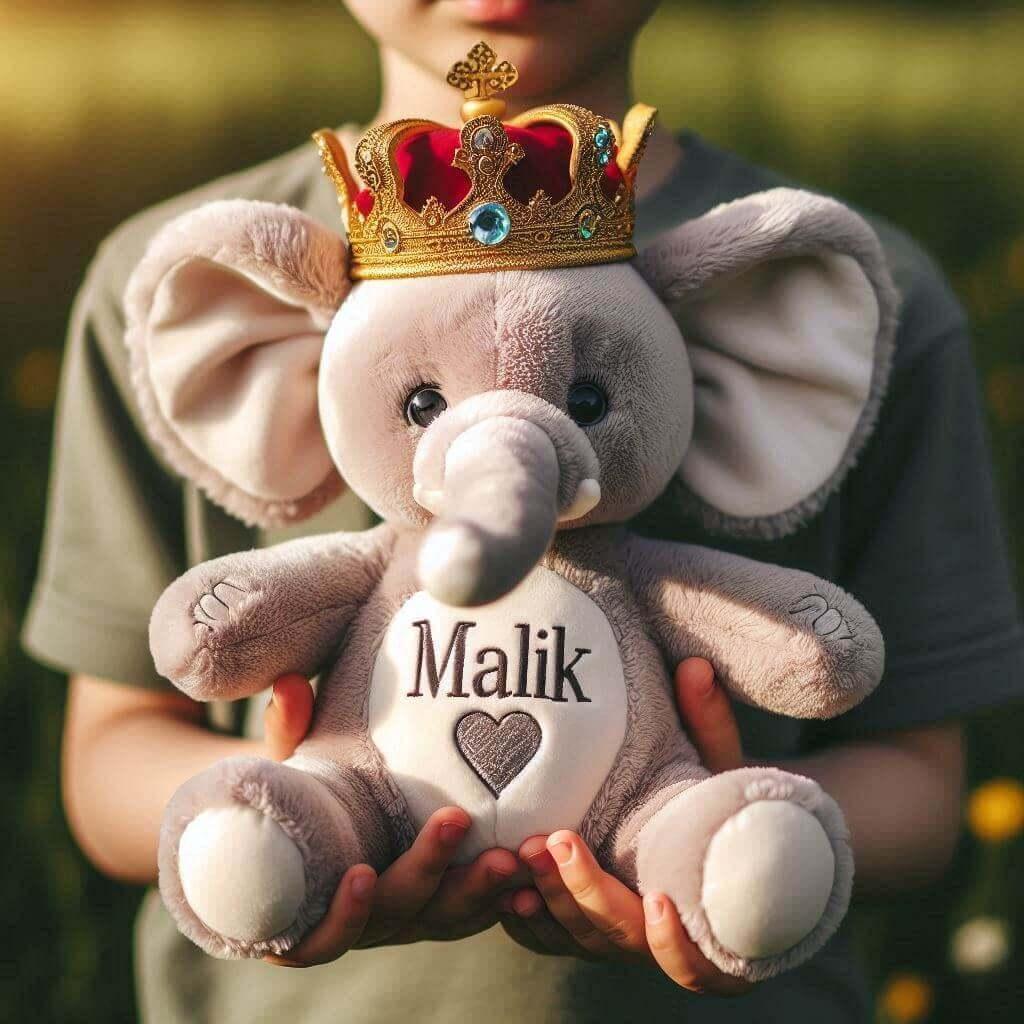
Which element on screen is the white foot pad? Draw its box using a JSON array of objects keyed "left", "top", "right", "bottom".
[
  {"left": 178, "top": 805, "right": 306, "bottom": 943},
  {"left": 702, "top": 801, "right": 835, "bottom": 959}
]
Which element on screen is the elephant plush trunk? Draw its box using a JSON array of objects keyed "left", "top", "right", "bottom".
[{"left": 413, "top": 392, "right": 600, "bottom": 607}]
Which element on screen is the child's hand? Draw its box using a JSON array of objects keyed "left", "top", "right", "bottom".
[
  {"left": 260, "top": 674, "right": 526, "bottom": 968},
  {"left": 264, "top": 806, "right": 526, "bottom": 967},
  {"left": 498, "top": 658, "right": 754, "bottom": 996}
]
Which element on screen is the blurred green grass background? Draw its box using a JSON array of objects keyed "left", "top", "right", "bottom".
[{"left": 1, "top": 2, "right": 1021, "bottom": 1021}]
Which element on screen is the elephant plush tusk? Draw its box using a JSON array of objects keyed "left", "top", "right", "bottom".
[
  {"left": 558, "top": 478, "right": 601, "bottom": 523},
  {"left": 412, "top": 483, "right": 445, "bottom": 516}
]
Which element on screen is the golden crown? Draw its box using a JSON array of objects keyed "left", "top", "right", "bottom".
[{"left": 314, "top": 42, "right": 656, "bottom": 280}]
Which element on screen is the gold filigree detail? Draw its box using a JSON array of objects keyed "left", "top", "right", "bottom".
[
  {"left": 453, "top": 116, "right": 523, "bottom": 190},
  {"left": 447, "top": 42, "right": 519, "bottom": 106},
  {"left": 420, "top": 197, "right": 447, "bottom": 229},
  {"left": 355, "top": 136, "right": 381, "bottom": 193},
  {"left": 526, "top": 190, "right": 554, "bottom": 223},
  {"left": 313, "top": 130, "right": 357, "bottom": 222}
]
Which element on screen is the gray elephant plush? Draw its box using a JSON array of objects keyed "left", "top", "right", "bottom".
[{"left": 124, "top": 75, "right": 898, "bottom": 980}]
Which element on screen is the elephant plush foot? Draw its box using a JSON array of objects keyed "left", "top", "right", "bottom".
[
  {"left": 159, "top": 756, "right": 368, "bottom": 959},
  {"left": 635, "top": 767, "right": 852, "bottom": 982}
]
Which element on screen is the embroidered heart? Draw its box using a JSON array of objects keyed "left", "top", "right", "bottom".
[{"left": 455, "top": 711, "right": 542, "bottom": 797}]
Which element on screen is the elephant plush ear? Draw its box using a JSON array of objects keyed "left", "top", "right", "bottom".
[
  {"left": 124, "top": 199, "right": 351, "bottom": 526},
  {"left": 637, "top": 188, "right": 899, "bottom": 538}
]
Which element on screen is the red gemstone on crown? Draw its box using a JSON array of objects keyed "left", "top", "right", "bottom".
[{"left": 354, "top": 188, "right": 375, "bottom": 218}]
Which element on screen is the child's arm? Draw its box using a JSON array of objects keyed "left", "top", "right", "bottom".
[
  {"left": 63, "top": 673, "right": 301, "bottom": 883},
  {"left": 671, "top": 660, "right": 965, "bottom": 891},
  {"left": 778, "top": 724, "right": 964, "bottom": 887}
]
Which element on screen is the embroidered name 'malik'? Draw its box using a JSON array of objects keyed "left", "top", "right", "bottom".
[{"left": 407, "top": 621, "right": 592, "bottom": 702}]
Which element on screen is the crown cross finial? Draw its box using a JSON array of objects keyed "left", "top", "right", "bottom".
[{"left": 447, "top": 42, "right": 519, "bottom": 122}]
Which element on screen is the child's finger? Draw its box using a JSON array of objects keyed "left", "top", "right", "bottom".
[
  {"left": 673, "top": 658, "right": 744, "bottom": 774},
  {"left": 642, "top": 891, "right": 753, "bottom": 996},
  {"left": 518, "top": 836, "right": 617, "bottom": 955},
  {"left": 499, "top": 912, "right": 568, "bottom": 958},
  {"left": 264, "top": 864, "right": 376, "bottom": 967},
  {"left": 534, "top": 832, "right": 649, "bottom": 955},
  {"left": 384, "top": 902, "right": 501, "bottom": 945},
  {"left": 418, "top": 847, "right": 522, "bottom": 926},
  {"left": 502, "top": 893, "right": 597, "bottom": 959},
  {"left": 359, "top": 806, "right": 470, "bottom": 942},
  {"left": 263, "top": 674, "right": 315, "bottom": 762}
]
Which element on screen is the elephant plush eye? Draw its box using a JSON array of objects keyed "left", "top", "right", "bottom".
[
  {"left": 567, "top": 383, "right": 608, "bottom": 427},
  {"left": 405, "top": 386, "right": 448, "bottom": 428}
]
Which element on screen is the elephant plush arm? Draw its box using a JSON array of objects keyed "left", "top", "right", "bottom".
[
  {"left": 150, "top": 524, "right": 395, "bottom": 701},
  {"left": 625, "top": 534, "right": 884, "bottom": 719}
]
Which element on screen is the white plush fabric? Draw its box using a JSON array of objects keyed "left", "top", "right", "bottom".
[
  {"left": 178, "top": 805, "right": 307, "bottom": 943},
  {"left": 368, "top": 567, "right": 628, "bottom": 861},
  {"left": 680, "top": 252, "right": 878, "bottom": 517},
  {"left": 701, "top": 801, "right": 836, "bottom": 958}
]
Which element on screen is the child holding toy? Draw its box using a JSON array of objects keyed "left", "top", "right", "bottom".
[{"left": 24, "top": 2, "right": 1022, "bottom": 1021}]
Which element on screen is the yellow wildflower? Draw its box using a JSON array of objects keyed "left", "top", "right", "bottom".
[
  {"left": 879, "top": 973, "right": 933, "bottom": 1023},
  {"left": 967, "top": 778, "right": 1024, "bottom": 842}
]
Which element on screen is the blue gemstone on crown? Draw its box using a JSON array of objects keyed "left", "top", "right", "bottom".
[
  {"left": 594, "top": 126, "right": 612, "bottom": 150},
  {"left": 596, "top": 149, "right": 612, "bottom": 167},
  {"left": 578, "top": 207, "right": 599, "bottom": 240},
  {"left": 468, "top": 202, "right": 511, "bottom": 246}
]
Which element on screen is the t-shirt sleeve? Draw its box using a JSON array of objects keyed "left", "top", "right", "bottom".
[
  {"left": 827, "top": 293, "right": 1024, "bottom": 734},
  {"left": 21, "top": 239, "right": 186, "bottom": 689}
]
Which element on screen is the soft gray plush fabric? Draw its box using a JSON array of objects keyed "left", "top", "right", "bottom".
[
  {"left": 126, "top": 187, "right": 897, "bottom": 979},
  {"left": 316, "top": 264, "right": 691, "bottom": 530},
  {"left": 151, "top": 525, "right": 395, "bottom": 701},
  {"left": 637, "top": 188, "right": 900, "bottom": 538},
  {"left": 625, "top": 535, "right": 885, "bottom": 718}
]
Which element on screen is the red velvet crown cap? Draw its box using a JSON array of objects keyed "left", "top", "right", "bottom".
[{"left": 355, "top": 122, "right": 623, "bottom": 219}]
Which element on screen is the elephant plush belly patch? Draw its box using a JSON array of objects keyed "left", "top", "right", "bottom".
[{"left": 368, "top": 566, "right": 628, "bottom": 861}]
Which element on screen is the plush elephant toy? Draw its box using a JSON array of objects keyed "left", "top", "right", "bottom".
[{"left": 125, "top": 181, "right": 897, "bottom": 979}]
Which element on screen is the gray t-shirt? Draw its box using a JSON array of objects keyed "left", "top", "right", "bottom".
[{"left": 23, "top": 131, "right": 1024, "bottom": 1023}]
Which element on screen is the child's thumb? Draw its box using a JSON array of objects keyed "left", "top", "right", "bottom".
[
  {"left": 264, "top": 674, "right": 315, "bottom": 761},
  {"left": 673, "top": 658, "right": 744, "bottom": 774}
]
